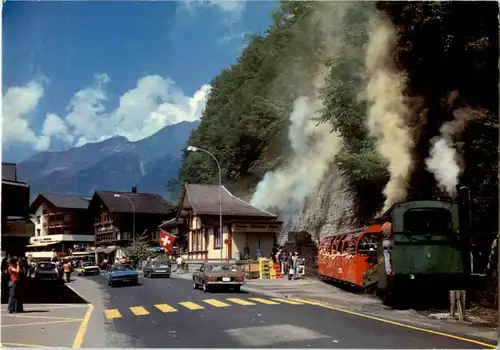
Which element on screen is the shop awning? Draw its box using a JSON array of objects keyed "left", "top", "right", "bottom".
[
  {"left": 26, "top": 241, "right": 62, "bottom": 248},
  {"left": 104, "top": 247, "right": 117, "bottom": 254}
]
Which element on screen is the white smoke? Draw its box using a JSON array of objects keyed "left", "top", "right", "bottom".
[
  {"left": 365, "top": 17, "right": 414, "bottom": 212},
  {"left": 426, "top": 107, "right": 476, "bottom": 196},
  {"left": 250, "top": 72, "right": 342, "bottom": 213}
]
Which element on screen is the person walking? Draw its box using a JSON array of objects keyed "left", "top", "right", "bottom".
[
  {"left": 292, "top": 253, "right": 299, "bottom": 280},
  {"left": 63, "top": 259, "right": 72, "bottom": 283},
  {"left": 286, "top": 252, "right": 293, "bottom": 280},
  {"left": 175, "top": 255, "right": 183, "bottom": 274},
  {"left": 7, "top": 258, "right": 20, "bottom": 313}
]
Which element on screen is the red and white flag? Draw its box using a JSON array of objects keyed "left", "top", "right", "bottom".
[{"left": 159, "top": 231, "right": 176, "bottom": 251}]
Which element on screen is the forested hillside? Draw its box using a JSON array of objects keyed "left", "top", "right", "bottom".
[{"left": 179, "top": 1, "right": 498, "bottom": 236}]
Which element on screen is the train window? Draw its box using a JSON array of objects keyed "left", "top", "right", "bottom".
[
  {"left": 403, "top": 208, "right": 453, "bottom": 234},
  {"left": 356, "top": 233, "right": 377, "bottom": 256},
  {"left": 338, "top": 234, "right": 348, "bottom": 252},
  {"left": 332, "top": 236, "right": 342, "bottom": 252},
  {"left": 345, "top": 234, "right": 356, "bottom": 254}
]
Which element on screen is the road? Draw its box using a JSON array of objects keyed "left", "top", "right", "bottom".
[{"left": 78, "top": 273, "right": 491, "bottom": 349}]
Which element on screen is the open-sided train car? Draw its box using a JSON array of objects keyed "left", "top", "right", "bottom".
[{"left": 318, "top": 200, "right": 467, "bottom": 305}]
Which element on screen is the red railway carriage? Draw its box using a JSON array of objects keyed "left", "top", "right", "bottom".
[{"left": 318, "top": 224, "right": 381, "bottom": 287}]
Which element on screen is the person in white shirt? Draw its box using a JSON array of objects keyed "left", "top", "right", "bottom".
[{"left": 175, "top": 256, "right": 182, "bottom": 274}]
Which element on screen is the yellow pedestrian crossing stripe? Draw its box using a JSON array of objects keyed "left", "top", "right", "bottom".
[
  {"left": 271, "top": 298, "right": 304, "bottom": 305},
  {"left": 104, "top": 309, "right": 121, "bottom": 319},
  {"left": 203, "top": 299, "right": 230, "bottom": 307},
  {"left": 130, "top": 306, "right": 150, "bottom": 316},
  {"left": 226, "top": 298, "right": 256, "bottom": 306},
  {"left": 179, "top": 301, "right": 204, "bottom": 310},
  {"left": 155, "top": 304, "right": 177, "bottom": 313},
  {"left": 103, "top": 297, "right": 313, "bottom": 320},
  {"left": 248, "top": 297, "right": 280, "bottom": 305}
]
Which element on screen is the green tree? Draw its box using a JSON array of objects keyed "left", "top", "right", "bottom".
[{"left": 125, "top": 231, "right": 156, "bottom": 267}]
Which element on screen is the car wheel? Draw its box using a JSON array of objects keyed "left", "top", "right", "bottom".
[
  {"left": 193, "top": 280, "right": 198, "bottom": 289},
  {"left": 202, "top": 282, "right": 209, "bottom": 292},
  {"left": 166, "top": 274, "right": 170, "bottom": 278}
]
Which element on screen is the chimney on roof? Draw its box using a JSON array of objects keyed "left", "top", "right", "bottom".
[{"left": 132, "top": 187, "right": 137, "bottom": 193}]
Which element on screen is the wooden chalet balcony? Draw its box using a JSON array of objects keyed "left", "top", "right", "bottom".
[
  {"left": 43, "top": 220, "right": 71, "bottom": 228},
  {"left": 95, "top": 232, "right": 133, "bottom": 244},
  {"left": 93, "top": 219, "right": 114, "bottom": 227}
]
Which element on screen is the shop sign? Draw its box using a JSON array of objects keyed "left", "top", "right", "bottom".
[{"left": 232, "top": 223, "right": 281, "bottom": 233}]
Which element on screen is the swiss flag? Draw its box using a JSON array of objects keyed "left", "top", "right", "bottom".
[{"left": 159, "top": 231, "right": 176, "bottom": 251}]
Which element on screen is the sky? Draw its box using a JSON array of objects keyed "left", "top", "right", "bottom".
[{"left": 2, "top": 0, "right": 277, "bottom": 162}]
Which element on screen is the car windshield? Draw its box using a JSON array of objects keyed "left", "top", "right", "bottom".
[
  {"left": 208, "top": 264, "right": 239, "bottom": 272},
  {"left": 112, "top": 264, "right": 134, "bottom": 271},
  {"left": 153, "top": 261, "right": 168, "bottom": 267},
  {"left": 82, "top": 262, "right": 95, "bottom": 267},
  {"left": 37, "top": 263, "right": 56, "bottom": 270}
]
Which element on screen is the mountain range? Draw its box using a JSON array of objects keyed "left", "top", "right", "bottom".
[{"left": 17, "top": 121, "right": 199, "bottom": 201}]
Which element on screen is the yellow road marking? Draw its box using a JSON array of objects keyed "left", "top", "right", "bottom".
[
  {"left": 203, "top": 299, "right": 230, "bottom": 307},
  {"left": 72, "top": 304, "right": 94, "bottom": 348},
  {"left": 1, "top": 319, "right": 81, "bottom": 328},
  {"left": 226, "top": 298, "right": 256, "bottom": 306},
  {"left": 249, "top": 298, "right": 280, "bottom": 305},
  {"left": 0, "top": 342, "right": 50, "bottom": 348},
  {"left": 130, "top": 306, "right": 150, "bottom": 316},
  {"left": 292, "top": 298, "right": 497, "bottom": 349},
  {"left": 271, "top": 298, "right": 304, "bottom": 305},
  {"left": 179, "top": 301, "right": 204, "bottom": 310},
  {"left": 1, "top": 314, "right": 83, "bottom": 321},
  {"left": 155, "top": 304, "right": 178, "bottom": 313},
  {"left": 104, "top": 309, "right": 122, "bottom": 319}
]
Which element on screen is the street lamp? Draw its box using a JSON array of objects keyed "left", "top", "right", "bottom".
[
  {"left": 114, "top": 194, "right": 135, "bottom": 245},
  {"left": 187, "top": 145, "right": 223, "bottom": 263}
]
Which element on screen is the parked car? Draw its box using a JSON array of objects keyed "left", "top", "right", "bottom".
[
  {"left": 75, "top": 262, "right": 100, "bottom": 276},
  {"left": 34, "top": 261, "right": 60, "bottom": 282},
  {"left": 107, "top": 264, "right": 139, "bottom": 287},
  {"left": 193, "top": 262, "right": 244, "bottom": 292}
]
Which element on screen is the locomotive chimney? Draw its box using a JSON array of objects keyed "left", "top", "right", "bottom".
[{"left": 132, "top": 187, "right": 137, "bottom": 193}]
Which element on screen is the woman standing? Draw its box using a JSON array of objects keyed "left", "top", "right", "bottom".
[
  {"left": 16, "top": 258, "right": 27, "bottom": 312},
  {"left": 7, "top": 257, "right": 20, "bottom": 313}
]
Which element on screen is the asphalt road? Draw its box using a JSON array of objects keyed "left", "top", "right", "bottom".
[{"left": 83, "top": 273, "right": 489, "bottom": 349}]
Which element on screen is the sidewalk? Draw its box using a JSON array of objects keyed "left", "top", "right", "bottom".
[
  {"left": 1, "top": 303, "right": 91, "bottom": 348},
  {"left": 171, "top": 273, "right": 497, "bottom": 345}
]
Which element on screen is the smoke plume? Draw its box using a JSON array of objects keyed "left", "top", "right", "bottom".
[
  {"left": 426, "top": 107, "right": 478, "bottom": 196},
  {"left": 364, "top": 17, "right": 414, "bottom": 212},
  {"left": 250, "top": 68, "right": 342, "bottom": 215}
]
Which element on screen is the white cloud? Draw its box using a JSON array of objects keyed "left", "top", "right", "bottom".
[
  {"left": 179, "top": 0, "right": 246, "bottom": 20},
  {"left": 2, "top": 81, "right": 50, "bottom": 151},
  {"left": 2, "top": 74, "right": 212, "bottom": 151}
]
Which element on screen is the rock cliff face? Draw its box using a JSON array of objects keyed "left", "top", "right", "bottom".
[{"left": 279, "top": 169, "right": 358, "bottom": 245}]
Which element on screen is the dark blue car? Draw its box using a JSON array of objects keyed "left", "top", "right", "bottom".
[{"left": 107, "top": 264, "right": 139, "bottom": 287}]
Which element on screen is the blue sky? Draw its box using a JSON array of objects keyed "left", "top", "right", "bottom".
[{"left": 2, "top": 0, "right": 277, "bottom": 162}]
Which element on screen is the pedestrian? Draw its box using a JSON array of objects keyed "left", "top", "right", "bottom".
[
  {"left": 176, "top": 255, "right": 183, "bottom": 274},
  {"left": 292, "top": 252, "right": 299, "bottom": 280},
  {"left": 382, "top": 221, "right": 393, "bottom": 275},
  {"left": 7, "top": 257, "right": 20, "bottom": 313},
  {"left": 286, "top": 252, "right": 293, "bottom": 280},
  {"left": 279, "top": 251, "right": 287, "bottom": 278},
  {"left": 62, "top": 259, "right": 72, "bottom": 283}
]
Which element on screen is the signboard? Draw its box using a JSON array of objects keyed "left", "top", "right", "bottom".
[
  {"left": 232, "top": 223, "right": 281, "bottom": 233},
  {"left": 30, "top": 236, "right": 60, "bottom": 244}
]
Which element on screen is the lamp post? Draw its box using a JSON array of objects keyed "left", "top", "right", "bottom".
[
  {"left": 114, "top": 194, "right": 135, "bottom": 245},
  {"left": 187, "top": 146, "right": 223, "bottom": 263}
]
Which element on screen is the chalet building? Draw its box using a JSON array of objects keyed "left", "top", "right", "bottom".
[
  {"left": 89, "top": 188, "right": 173, "bottom": 261},
  {"left": 26, "top": 193, "right": 94, "bottom": 260},
  {"left": 1, "top": 162, "right": 32, "bottom": 257},
  {"left": 160, "top": 184, "right": 282, "bottom": 262}
]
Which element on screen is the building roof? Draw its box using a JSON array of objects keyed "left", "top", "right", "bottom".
[
  {"left": 2, "top": 180, "right": 29, "bottom": 188},
  {"left": 30, "top": 193, "right": 89, "bottom": 212},
  {"left": 181, "top": 184, "right": 277, "bottom": 218},
  {"left": 94, "top": 191, "right": 172, "bottom": 214}
]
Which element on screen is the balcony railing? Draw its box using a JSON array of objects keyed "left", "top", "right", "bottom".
[{"left": 95, "top": 232, "right": 133, "bottom": 244}]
